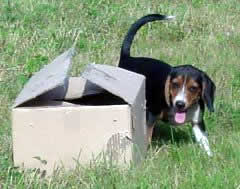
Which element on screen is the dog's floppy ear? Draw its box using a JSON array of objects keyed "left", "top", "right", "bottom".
[
  {"left": 164, "top": 76, "right": 171, "bottom": 106},
  {"left": 201, "top": 73, "right": 216, "bottom": 112}
]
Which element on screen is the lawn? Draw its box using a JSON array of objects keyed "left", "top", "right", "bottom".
[{"left": 0, "top": 0, "right": 240, "bottom": 188}]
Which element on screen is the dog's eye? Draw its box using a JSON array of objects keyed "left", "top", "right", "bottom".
[
  {"left": 172, "top": 82, "right": 179, "bottom": 89},
  {"left": 189, "top": 86, "right": 198, "bottom": 92}
]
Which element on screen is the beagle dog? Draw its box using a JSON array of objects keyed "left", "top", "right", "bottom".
[{"left": 118, "top": 14, "right": 215, "bottom": 156}]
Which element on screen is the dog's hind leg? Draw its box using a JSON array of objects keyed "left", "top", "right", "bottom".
[
  {"left": 147, "top": 125, "right": 154, "bottom": 144},
  {"left": 147, "top": 112, "right": 157, "bottom": 144}
]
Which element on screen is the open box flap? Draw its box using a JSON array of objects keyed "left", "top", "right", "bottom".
[
  {"left": 82, "top": 64, "right": 145, "bottom": 106},
  {"left": 40, "top": 62, "right": 145, "bottom": 104},
  {"left": 13, "top": 48, "right": 75, "bottom": 108},
  {"left": 82, "top": 64, "right": 147, "bottom": 161}
]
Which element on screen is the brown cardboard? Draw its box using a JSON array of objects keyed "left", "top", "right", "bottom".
[{"left": 12, "top": 49, "right": 147, "bottom": 174}]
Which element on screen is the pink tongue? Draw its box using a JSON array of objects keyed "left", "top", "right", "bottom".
[{"left": 175, "top": 112, "right": 186, "bottom": 124}]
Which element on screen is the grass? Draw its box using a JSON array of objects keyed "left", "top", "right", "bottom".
[{"left": 1, "top": 0, "right": 240, "bottom": 188}]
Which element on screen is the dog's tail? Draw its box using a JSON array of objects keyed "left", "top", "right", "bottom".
[{"left": 120, "top": 14, "right": 175, "bottom": 60}]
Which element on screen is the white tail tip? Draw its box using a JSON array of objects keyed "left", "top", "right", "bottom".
[{"left": 166, "top": 15, "right": 176, "bottom": 20}]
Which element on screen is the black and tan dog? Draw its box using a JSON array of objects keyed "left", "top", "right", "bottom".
[{"left": 119, "top": 14, "right": 215, "bottom": 156}]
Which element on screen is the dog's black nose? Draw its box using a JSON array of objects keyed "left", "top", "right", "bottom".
[{"left": 176, "top": 101, "right": 185, "bottom": 110}]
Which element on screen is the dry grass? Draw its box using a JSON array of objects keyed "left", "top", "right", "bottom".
[{"left": 0, "top": 0, "right": 240, "bottom": 188}]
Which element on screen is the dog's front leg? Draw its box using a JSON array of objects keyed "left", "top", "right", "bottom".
[{"left": 192, "top": 122, "right": 213, "bottom": 156}]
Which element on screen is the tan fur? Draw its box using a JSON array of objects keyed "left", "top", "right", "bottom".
[
  {"left": 164, "top": 76, "right": 171, "bottom": 106},
  {"left": 159, "top": 109, "right": 169, "bottom": 121},
  {"left": 147, "top": 125, "right": 155, "bottom": 144},
  {"left": 185, "top": 78, "right": 201, "bottom": 108},
  {"left": 168, "top": 75, "right": 202, "bottom": 109}
]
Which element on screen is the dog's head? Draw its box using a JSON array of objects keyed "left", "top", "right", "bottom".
[{"left": 164, "top": 65, "right": 215, "bottom": 124}]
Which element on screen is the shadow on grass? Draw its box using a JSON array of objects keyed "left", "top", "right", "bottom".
[{"left": 151, "top": 122, "right": 192, "bottom": 148}]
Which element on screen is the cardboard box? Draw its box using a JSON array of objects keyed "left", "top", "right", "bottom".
[{"left": 12, "top": 49, "right": 147, "bottom": 174}]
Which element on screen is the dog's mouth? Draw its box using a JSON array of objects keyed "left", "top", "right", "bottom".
[{"left": 174, "top": 110, "right": 186, "bottom": 124}]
